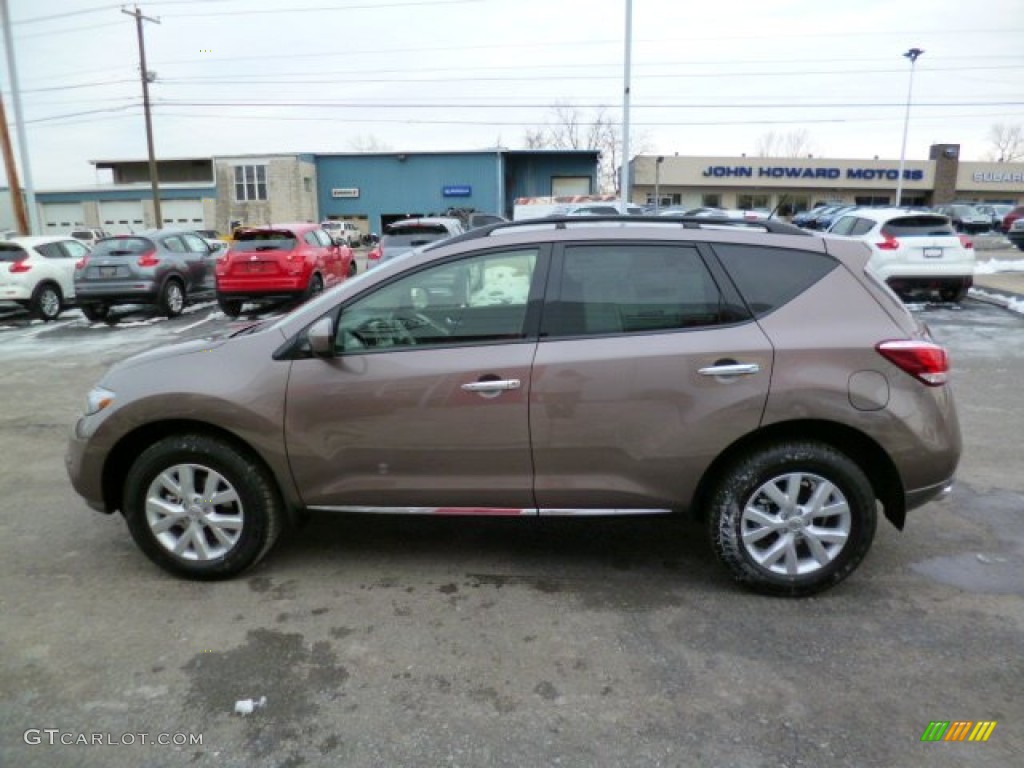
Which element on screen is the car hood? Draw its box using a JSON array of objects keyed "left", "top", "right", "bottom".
[{"left": 107, "top": 336, "right": 232, "bottom": 373}]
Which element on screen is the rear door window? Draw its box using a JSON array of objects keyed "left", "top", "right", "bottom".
[
  {"left": 35, "top": 243, "right": 67, "bottom": 259},
  {"left": 542, "top": 244, "right": 748, "bottom": 338},
  {"left": 712, "top": 244, "right": 839, "bottom": 318},
  {"left": 181, "top": 233, "right": 210, "bottom": 253},
  {"left": 163, "top": 236, "right": 187, "bottom": 253}
]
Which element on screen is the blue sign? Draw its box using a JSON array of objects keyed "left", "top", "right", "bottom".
[{"left": 443, "top": 185, "right": 472, "bottom": 197}]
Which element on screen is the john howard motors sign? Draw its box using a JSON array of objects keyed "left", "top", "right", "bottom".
[{"left": 702, "top": 165, "right": 925, "bottom": 182}]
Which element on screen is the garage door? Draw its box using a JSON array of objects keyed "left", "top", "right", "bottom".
[
  {"left": 161, "top": 199, "right": 205, "bottom": 229},
  {"left": 551, "top": 177, "right": 592, "bottom": 196},
  {"left": 41, "top": 203, "right": 85, "bottom": 234},
  {"left": 99, "top": 201, "right": 145, "bottom": 235}
]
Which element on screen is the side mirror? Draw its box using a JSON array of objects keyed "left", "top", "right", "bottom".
[{"left": 307, "top": 316, "right": 334, "bottom": 357}]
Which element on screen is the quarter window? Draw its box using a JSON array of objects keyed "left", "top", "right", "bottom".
[
  {"left": 234, "top": 165, "right": 268, "bottom": 201},
  {"left": 543, "top": 244, "right": 740, "bottom": 338},
  {"left": 59, "top": 240, "right": 90, "bottom": 260},
  {"left": 336, "top": 249, "right": 539, "bottom": 352},
  {"left": 713, "top": 244, "right": 838, "bottom": 318}
]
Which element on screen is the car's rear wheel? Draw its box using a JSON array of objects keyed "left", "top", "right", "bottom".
[
  {"left": 80, "top": 303, "right": 110, "bottom": 322},
  {"left": 159, "top": 278, "right": 185, "bottom": 318},
  {"left": 123, "top": 434, "right": 284, "bottom": 579},
  {"left": 304, "top": 273, "right": 324, "bottom": 301},
  {"left": 939, "top": 285, "right": 968, "bottom": 303},
  {"left": 347, "top": 259, "right": 358, "bottom": 277},
  {"left": 31, "top": 282, "right": 62, "bottom": 321},
  {"left": 217, "top": 296, "right": 243, "bottom": 318},
  {"left": 708, "top": 441, "right": 876, "bottom": 597}
]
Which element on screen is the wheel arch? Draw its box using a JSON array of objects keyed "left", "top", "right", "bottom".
[
  {"left": 691, "top": 419, "right": 906, "bottom": 529},
  {"left": 101, "top": 419, "right": 302, "bottom": 527}
]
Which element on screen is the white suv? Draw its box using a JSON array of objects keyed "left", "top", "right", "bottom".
[
  {"left": 826, "top": 208, "right": 975, "bottom": 302},
  {"left": 0, "top": 235, "right": 92, "bottom": 320}
]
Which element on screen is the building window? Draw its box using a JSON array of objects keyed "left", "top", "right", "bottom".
[
  {"left": 234, "top": 165, "right": 267, "bottom": 201},
  {"left": 702, "top": 194, "right": 721, "bottom": 207},
  {"left": 737, "top": 194, "right": 770, "bottom": 210}
]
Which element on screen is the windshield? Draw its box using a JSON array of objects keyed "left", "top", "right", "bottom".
[
  {"left": 232, "top": 230, "right": 297, "bottom": 252},
  {"left": 386, "top": 224, "right": 450, "bottom": 237},
  {"left": 91, "top": 237, "right": 154, "bottom": 256}
]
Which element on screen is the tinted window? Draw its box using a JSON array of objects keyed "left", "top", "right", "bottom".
[
  {"left": 337, "top": 248, "right": 539, "bottom": 352},
  {"left": 849, "top": 218, "right": 875, "bottom": 236},
  {"left": 713, "top": 244, "right": 838, "bottom": 317},
  {"left": 92, "top": 238, "right": 154, "bottom": 256},
  {"left": 0, "top": 245, "right": 28, "bottom": 262},
  {"left": 232, "top": 231, "right": 297, "bottom": 252},
  {"left": 387, "top": 224, "right": 450, "bottom": 237},
  {"left": 829, "top": 216, "right": 858, "bottom": 236},
  {"left": 544, "top": 244, "right": 741, "bottom": 338},
  {"left": 882, "top": 216, "right": 955, "bottom": 237},
  {"left": 59, "top": 240, "right": 90, "bottom": 259},
  {"left": 35, "top": 242, "right": 67, "bottom": 259}
]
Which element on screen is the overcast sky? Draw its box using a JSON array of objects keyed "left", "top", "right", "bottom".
[{"left": 2, "top": 0, "right": 1022, "bottom": 187}]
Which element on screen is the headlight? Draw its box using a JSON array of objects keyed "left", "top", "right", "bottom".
[{"left": 85, "top": 386, "right": 115, "bottom": 415}]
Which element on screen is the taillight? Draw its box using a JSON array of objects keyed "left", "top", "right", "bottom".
[
  {"left": 876, "top": 340, "right": 949, "bottom": 386},
  {"left": 875, "top": 232, "right": 900, "bottom": 251},
  {"left": 958, "top": 234, "right": 973, "bottom": 250},
  {"left": 137, "top": 251, "right": 160, "bottom": 267},
  {"left": 9, "top": 258, "right": 31, "bottom": 273},
  {"left": 76, "top": 256, "right": 89, "bottom": 270}
]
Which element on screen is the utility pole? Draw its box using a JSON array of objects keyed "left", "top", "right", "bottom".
[
  {"left": 1, "top": 0, "right": 40, "bottom": 233},
  {"left": 0, "top": 93, "right": 29, "bottom": 233},
  {"left": 122, "top": 5, "right": 162, "bottom": 227}
]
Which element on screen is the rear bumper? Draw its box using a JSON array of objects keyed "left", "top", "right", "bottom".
[
  {"left": 885, "top": 275, "right": 973, "bottom": 292},
  {"left": 74, "top": 280, "right": 159, "bottom": 304}
]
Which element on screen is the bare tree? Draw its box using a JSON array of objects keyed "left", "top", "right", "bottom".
[
  {"left": 522, "top": 103, "right": 649, "bottom": 193},
  {"left": 986, "top": 123, "right": 1024, "bottom": 162},
  {"left": 755, "top": 129, "right": 816, "bottom": 158},
  {"left": 347, "top": 134, "right": 393, "bottom": 152}
]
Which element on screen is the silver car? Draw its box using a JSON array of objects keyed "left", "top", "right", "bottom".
[
  {"left": 74, "top": 229, "right": 219, "bottom": 321},
  {"left": 67, "top": 216, "right": 961, "bottom": 596}
]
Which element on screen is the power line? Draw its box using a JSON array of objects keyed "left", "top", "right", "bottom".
[
  {"left": 159, "top": 0, "right": 482, "bottom": 17},
  {"left": 152, "top": 99, "right": 1024, "bottom": 110}
]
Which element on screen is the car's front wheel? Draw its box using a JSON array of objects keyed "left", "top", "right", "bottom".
[
  {"left": 159, "top": 278, "right": 186, "bottom": 318},
  {"left": 123, "top": 434, "right": 284, "bottom": 579},
  {"left": 80, "top": 303, "right": 110, "bottom": 322},
  {"left": 707, "top": 441, "right": 876, "bottom": 597}
]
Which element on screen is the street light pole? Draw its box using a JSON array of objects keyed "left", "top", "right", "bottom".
[
  {"left": 654, "top": 156, "right": 664, "bottom": 213},
  {"left": 618, "top": 0, "right": 632, "bottom": 213},
  {"left": 895, "top": 47, "right": 924, "bottom": 207}
]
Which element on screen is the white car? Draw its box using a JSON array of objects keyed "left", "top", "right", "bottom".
[
  {"left": 826, "top": 208, "right": 975, "bottom": 302},
  {"left": 320, "top": 220, "right": 362, "bottom": 247},
  {"left": 70, "top": 228, "right": 111, "bottom": 249},
  {"left": 0, "top": 235, "right": 92, "bottom": 320}
]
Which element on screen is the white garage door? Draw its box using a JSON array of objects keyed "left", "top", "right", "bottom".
[
  {"left": 41, "top": 203, "right": 85, "bottom": 234},
  {"left": 161, "top": 199, "right": 205, "bottom": 229},
  {"left": 100, "top": 200, "right": 146, "bottom": 235}
]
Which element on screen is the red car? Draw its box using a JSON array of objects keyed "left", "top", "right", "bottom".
[{"left": 215, "top": 223, "right": 355, "bottom": 317}]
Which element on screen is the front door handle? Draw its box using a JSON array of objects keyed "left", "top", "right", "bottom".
[
  {"left": 698, "top": 363, "right": 760, "bottom": 377},
  {"left": 461, "top": 379, "right": 522, "bottom": 393}
]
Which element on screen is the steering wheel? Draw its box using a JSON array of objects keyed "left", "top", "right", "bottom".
[{"left": 395, "top": 312, "right": 451, "bottom": 341}]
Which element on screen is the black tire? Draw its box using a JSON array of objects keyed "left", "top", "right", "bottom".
[
  {"left": 80, "top": 303, "right": 110, "bottom": 322},
  {"left": 123, "top": 434, "right": 284, "bottom": 580},
  {"left": 159, "top": 278, "right": 186, "bottom": 318},
  {"left": 348, "top": 259, "right": 358, "bottom": 278},
  {"left": 939, "top": 285, "right": 968, "bottom": 303},
  {"left": 707, "top": 441, "right": 876, "bottom": 597},
  {"left": 30, "top": 282, "right": 63, "bottom": 321},
  {"left": 304, "top": 273, "right": 324, "bottom": 301},
  {"left": 217, "top": 296, "right": 243, "bottom": 318}
]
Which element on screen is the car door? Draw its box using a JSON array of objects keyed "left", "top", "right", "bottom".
[
  {"left": 180, "top": 232, "right": 215, "bottom": 293},
  {"left": 529, "top": 241, "right": 774, "bottom": 512},
  {"left": 285, "top": 245, "right": 547, "bottom": 511}
]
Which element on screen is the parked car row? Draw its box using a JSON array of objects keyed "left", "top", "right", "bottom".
[
  {"left": 795, "top": 202, "right": 1024, "bottom": 235},
  {"left": 0, "top": 222, "right": 356, "bottom": 322}
]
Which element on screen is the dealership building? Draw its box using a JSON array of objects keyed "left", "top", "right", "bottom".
[
  {"left": 4, "top": 142, "right": 1021, "bottom": 236},
  {"left": 629, "top": 144, "right": 1024, "bottom": 214}
]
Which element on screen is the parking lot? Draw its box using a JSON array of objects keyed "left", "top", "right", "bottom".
[{"left": 1, "top": 258, "right": 1022, "bottom": 767}]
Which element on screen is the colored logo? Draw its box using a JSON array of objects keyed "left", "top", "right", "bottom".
[{"left": 921, "top": 721, "right": 997, "bottom": 742}]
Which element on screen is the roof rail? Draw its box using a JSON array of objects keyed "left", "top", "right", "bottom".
[{"left": 430, "top": 214, "right": 811, "bottom": 249}]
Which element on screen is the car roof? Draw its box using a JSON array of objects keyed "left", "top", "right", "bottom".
[
  {"left": 832, "top": 207, "right": 948, "bottom": 223},
  {"left": 237, "top": 222, "right": 319, "bottom": 233},
  {"left": 0, "top": 235, "right": 80, "bottom": 246},
  {"left": 387, "top": 217, "right": 462, "bottom": 228}
]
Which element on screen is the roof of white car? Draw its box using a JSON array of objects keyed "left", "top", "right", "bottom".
[
  {"left": 832, "top": 207, "right": 945, "bottom": 223},
  {"left": 0, "top": 235, "right": 81, "bottom": 246}
]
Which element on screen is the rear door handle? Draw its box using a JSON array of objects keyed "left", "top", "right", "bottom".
[
  {"left": 461, "top": 379, "right": 521, "bottom": 393},
  {"left": 698, "top": 363, "right": 760, "bottom": 377}
]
